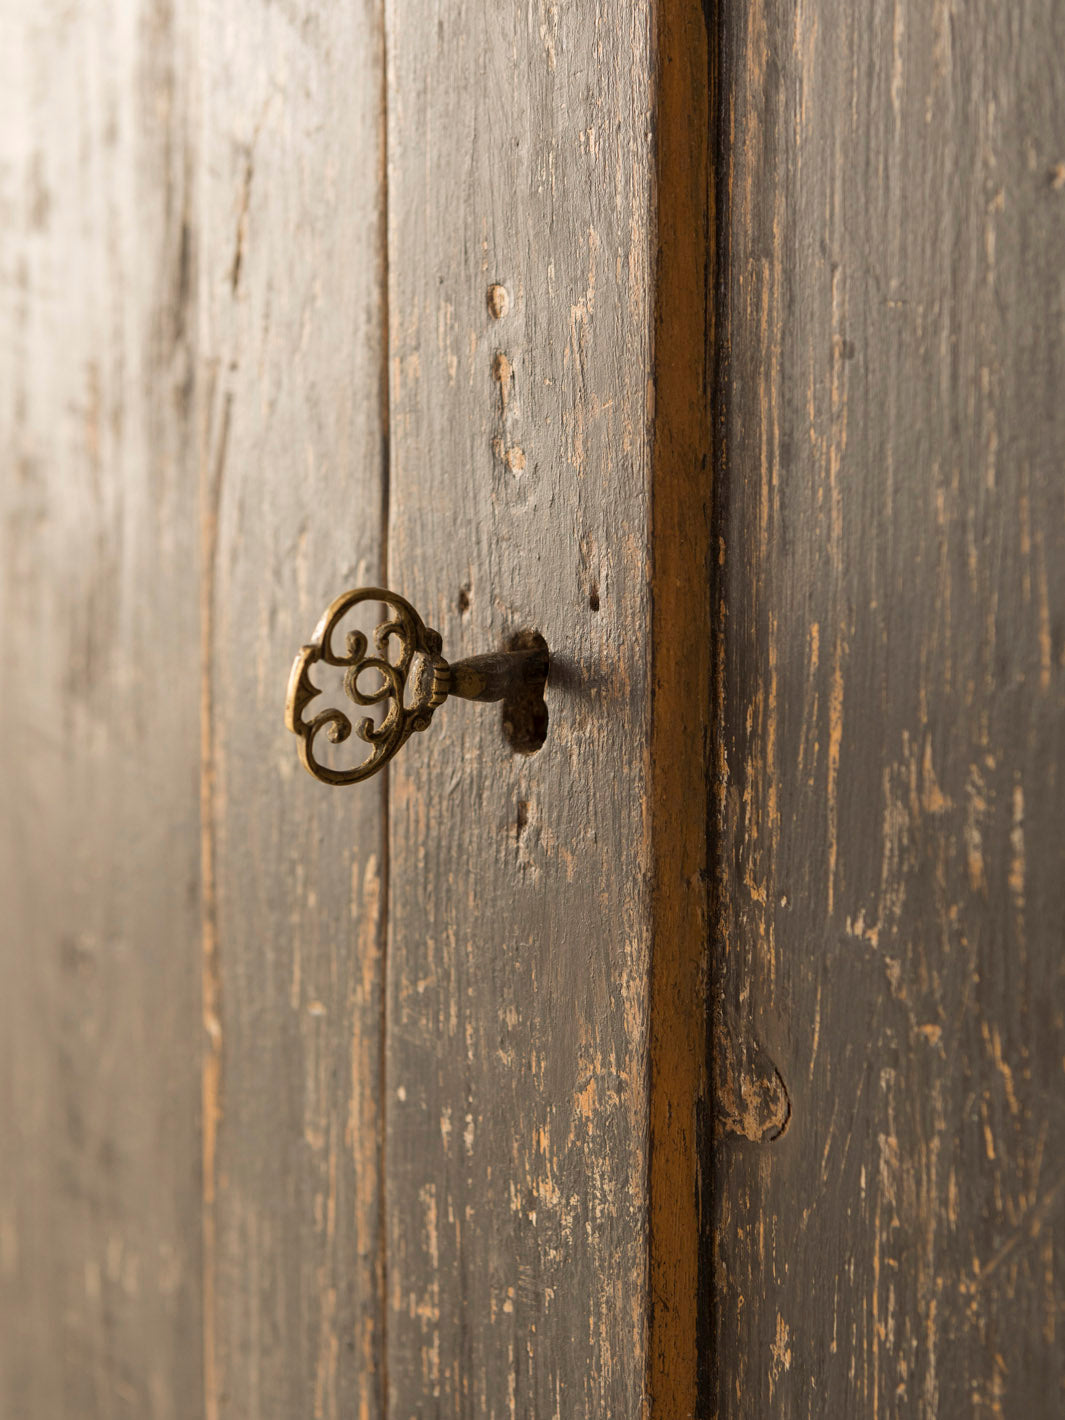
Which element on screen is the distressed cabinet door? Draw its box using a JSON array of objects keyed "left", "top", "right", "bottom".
[
  {"left": 2, "top": 0, "right": 708, "bottom": 1416},
  {"left": 710, "top": 0, "right": 1065, "bottom": 1414},
  {"left": 5, "top": 0, "right": 1065, "bottom": 1417}
]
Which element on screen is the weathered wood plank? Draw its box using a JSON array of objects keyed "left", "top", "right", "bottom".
[
  {"left": 384, "top": 2, "right": 711, "bottom": 1413},
  {"left": 712, "top": 0, "right": 1065, "bottom": 1412},
  {"left": 0, "top": 3, "right": 203, "bottom": 1415},
  {"left": 198, "top": 3, "right": 387, "bottom": 1415}
]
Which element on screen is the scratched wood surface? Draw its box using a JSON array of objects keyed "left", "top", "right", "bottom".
[
  {"left": 197, "top": 3, "right": 387, "bottom": 1416},
  {"left": 711, "top": 0, "right": 1065, "bottom": 1413},
  {"left": 1, "top": 2, "right": 715, "bottom": 1414},
  {"left": 384, "top": 1, "right": 709, "bottom": 1413},
  {"left": 0, "top": 2, "right": 203, "bottom": 1415}
]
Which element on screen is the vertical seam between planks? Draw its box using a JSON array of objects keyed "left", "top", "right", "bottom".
[
  {"left": 377, "top": 0, "right": 391, "bottom": 1412},
  {"left": 200, "top": 386, "right": 229, "bottom": 1420},
  {"left": 195, "top": 0, "right": 223, "bottom": 1382}
]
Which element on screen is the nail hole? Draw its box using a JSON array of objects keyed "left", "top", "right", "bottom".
[
  {"left": 588, "top": 584, "right": 600, "bottom": 612},
  {"left": 501, "top": 629, "right": 548, "bottom": 756},
  {"left": 457, "top": 585, "right": 470, "bottom": 614}
]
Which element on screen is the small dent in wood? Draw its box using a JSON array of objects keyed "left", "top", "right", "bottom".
[
  {"left": 588, "top": 583, "right": 600, "bottom": 612},
  {"left": 492, "top": 350, "right": 513, "bottom": 405},
  {"left": 490, "top": 349, "right": 524, "bottom": 471},
  {"left": 487, "top": 283, "right": 509, "bottom": 319},
  {"left": 457, "top": 584, "right": 471, "bottom": 615}
]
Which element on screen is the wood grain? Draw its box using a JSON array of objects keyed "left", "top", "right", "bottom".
[
  {"left": 383, "top": 0, "right": 693, "bottom": 1412},
  {"left": 197, "top": 2, "right": 387, "bottom": 1415},
  {"left": 711, "top": 0, "right": 1065, "bottom": 1412},
  {"left": 0, "top": 2, "right": 203, "bottom": 1415}
]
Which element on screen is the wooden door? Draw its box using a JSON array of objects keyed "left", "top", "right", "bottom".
[
  {"left": 711, "top": 1, "right": 1065, "bottom": 1414},
  {"left": 3, "top": 1, "right": 1064, "bottom": 1417},
  {"left": 2, "top": 0, "right": 707, "bottom": 1415}
]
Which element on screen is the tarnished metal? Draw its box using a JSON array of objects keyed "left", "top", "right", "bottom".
[
  {"left": 284, "top": 587, "right": 448, "bottom": 785},
  {"left": 285, "top": 587, "right": 549, "bottom": 784}
]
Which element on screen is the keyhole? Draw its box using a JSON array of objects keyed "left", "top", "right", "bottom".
[{"left": 501, "top": 629, "right": 548, "bottom": 755}]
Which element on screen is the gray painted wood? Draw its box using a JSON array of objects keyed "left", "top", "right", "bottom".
[
  {"left": 383, "top": 1, "right": 667, "bottom": 1414},
  {"left": 197, "top": 2, "right": 388, "bottom": 1416},
  {"left": 1, "top": 3, "right": 711, "bottom": 1415},
  {"left": 711, "top": 0, "right": 1065, "bottom": 1413},
  {"left": 0, "top": 2, "right": 203, "bottom": 1415},
  {"left": 20, "top": 0, "right": 1062, "bottom": 1411}
]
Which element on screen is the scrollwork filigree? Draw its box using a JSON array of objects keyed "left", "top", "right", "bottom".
[{"left": 284, "top": 587, "right": 450, "bottom": 785}]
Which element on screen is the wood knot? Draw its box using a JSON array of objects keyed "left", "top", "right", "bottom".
[{"left": 714, "top": 1023, "right": 791, "bottom": 1142}]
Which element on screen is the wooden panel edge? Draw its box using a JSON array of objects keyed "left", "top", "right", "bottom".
[{"left": 649, "top": 0, "right": 712, "bottom": 1414}]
